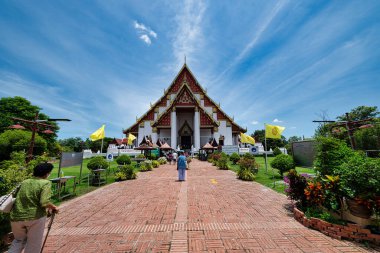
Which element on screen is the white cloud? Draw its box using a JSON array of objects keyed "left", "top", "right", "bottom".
[
  {"left": 139, "top": 34, "right": 151, "bottom": 45},
  {"left": 134, "top": 21, "right": 157, "bottom": 44},
  {"left": 251, "top": 121, "right": 259, "bottom": 125},
  {"left": 273, "top": 118, "right": 283, "bottom": 123},
  {"left": 149, "top": 30, "right": 157, "bottom": 38},
  {"left": 290, "top": 126, "right": 297, "bottom": 129}
]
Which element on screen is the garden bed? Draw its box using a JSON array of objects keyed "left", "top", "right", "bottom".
[{"left": 293, "top": 207, "right": 380, "bottom": 245}]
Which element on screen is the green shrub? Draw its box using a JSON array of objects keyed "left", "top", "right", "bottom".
[
  {"left": 116, "top": 155, "right": 131, "bottom": 165},
  {"left": 152, "top": 160, "right": 160, "bottom": 168},
  {"left": 118, "top": 164, "right": 137, "bottom": 180},
  {"left": 217, "top": 153, "right": 229, "bottom": 170},
  {"left": 273, "top": 147, "right": 282, "bottom": 156},
  {"left": 314, "top": 137, "right": 355, "bottom": 176},
  {"left": 242, "top": 152, "right": 255, "bottom": 160},
  {"left": 0, "top": 130, "right": 47, "bottom": 160},
  {"left": 87, "top": 156, "right": 108, "bottom": 170},
  {"left": 230, "top": 152, "right": 240, "bottom": 164},
  {"left": 148, "top": 153, "right": 158, "bottom": 160},
  {"left": 336, "top": 154, "right": 380, "bottom": 200},
  {"left": 238, "top": 156, "right": 259, "bottom": 174},
  {"left": 158, "top": 157, "right": 167, "bottom": 164},
  {"left": 114, "top": 172, "right": 127, "bottom": 181},
  {"left": 136, "top": 154, "right": 145, "bottom": 159},
  {"left": 140, "top": 160, "right": 153, "bottom": 171},
  {"left": 237, "top": 168, "right": 255, "bottom": 181},
  {"left": 270, "top": 154, "right": 295, "bottom": 176}
]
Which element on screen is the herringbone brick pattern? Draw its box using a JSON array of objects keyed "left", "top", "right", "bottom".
[{"left": 42, "top": 160, "right": 378, "bottom": 252}]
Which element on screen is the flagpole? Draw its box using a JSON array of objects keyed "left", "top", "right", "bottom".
[
  {"left": 101, "top": 138, "right": 104, "bottom": 154},
  {"left": 264, "top": 124, "right": 268, "bottom": 174},
  {"left": 265, "top": 123, "right": 276, "bottom": 188}
]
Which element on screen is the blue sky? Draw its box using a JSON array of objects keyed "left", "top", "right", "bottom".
[{"left": 0, "top": 0, "right": 379, "bottom": 140}]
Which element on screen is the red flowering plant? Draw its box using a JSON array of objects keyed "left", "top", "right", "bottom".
[
  {"left": 304, "top": 181, "right": 325, "bottom": 207},
  {"left": 283, "top": 170, "right": 309, "bottom": 208}
]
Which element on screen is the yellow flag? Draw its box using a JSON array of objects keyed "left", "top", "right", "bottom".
[
  {"left": 240, "top": 132, "right": 255, "bottom": 145},
  {"left": 265, "top": 124, "right": 285, "bottom": 139},
  {"left": 127, "top": 133, "right": 136, "bottom": 145},
  {"left": 90, "top": 125, "right": 105, "bottom": 141}
]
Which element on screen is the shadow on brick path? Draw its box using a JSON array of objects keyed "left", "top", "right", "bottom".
[{"left": 42, "top": 160, "right": 378, "bottom": 252}]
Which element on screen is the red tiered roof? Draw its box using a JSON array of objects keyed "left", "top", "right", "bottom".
[
  {"left": 200, "top": 111, "right": 214, "bottom": 126},
  {"left": 156, "top": 113, "right": 171, "bottom": 127},
  {"left": 217, "top": 111, "right": 227, "bottom": 120},
  {"left": 124, "top": 64, "right": 247, "bottom": 134}
]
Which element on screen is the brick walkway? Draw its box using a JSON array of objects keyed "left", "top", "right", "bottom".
[{"left": 43, "top": 160, "right": 378, "bottom": 252}]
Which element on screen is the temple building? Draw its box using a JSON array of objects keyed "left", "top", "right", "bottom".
[{"left": 123, "top": 64, "right": 246, "bottom": 151}]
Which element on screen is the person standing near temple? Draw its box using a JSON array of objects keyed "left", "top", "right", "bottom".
[
  {"left": 9, "top": 163, "right": 59, "bottom": 253},
  {"left": 177, "top": 151, "right": 187, "bottom": 181},
  {"left": 172, "top": 152, "right": 178, "bottom": 165}
]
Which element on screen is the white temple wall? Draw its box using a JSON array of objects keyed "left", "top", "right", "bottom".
[
  {"left": 159, "top": 129, "right": 171, "bottom": 144},
  {"left": 232, "top": 134, "right": 238, "bottom": 145},
  {"left": 225, "top": 126, "right": 232, "bottom": 145},
  {"left": 137, "top": 121, "right": 153, "bottom": 144},
  {"left": 200, "top": 129, "right": 212, "bottom": 146}
]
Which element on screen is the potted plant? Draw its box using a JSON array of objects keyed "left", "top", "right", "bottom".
[{"left": 337, "top": 154, "right": 380, "bottom": 219}]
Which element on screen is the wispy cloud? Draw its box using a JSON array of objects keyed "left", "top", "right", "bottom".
[
  {"left": 134, "top": 21, "right": 157, "bottom": 45},
  {"left": 251, "top": 121, "right": 259, "bottom": 125},
  {"left": 215, "top": 0, "right": 289, "bottom": 82},
  {"left": 139, "top": 34, "right": 151, "bottom": 45},
  {"left": 273, "top": 119, "right": 283, "bottom": 123},
  {"left": 172, "top": 0, "right": 206, "bottom": 67}
]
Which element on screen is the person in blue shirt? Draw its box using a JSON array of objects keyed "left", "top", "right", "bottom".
[{"left": 177, "top": 151, "right": 187, "bottom": 181}]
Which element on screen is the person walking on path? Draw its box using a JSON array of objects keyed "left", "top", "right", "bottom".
[
  {"left": 9, "top": 163, "right": 59, "bottom": 253},
  {"left": 172, "top": 152, "right": 178, "bottom": 165},
  {"left": 177, "top": 151, "right": 187, "bottom": 181}
]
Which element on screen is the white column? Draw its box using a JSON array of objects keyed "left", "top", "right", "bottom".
[
  {"left": 194, "top": 107, "right": 200, "bottom": 150},
  {"left": 152, "top": 128, "right": 158, "bottom": 145},
  {"left": 171, "top": 108, "right": 177, "bottom": 148}
]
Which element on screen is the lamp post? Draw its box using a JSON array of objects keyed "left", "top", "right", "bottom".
[{"left": 11, "top": 112, "right": 71, "bottom": 163}]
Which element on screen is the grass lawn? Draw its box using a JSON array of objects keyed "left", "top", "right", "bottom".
[
  {"left": 47, "top": 158, "right": 123, "bottom": 204},
  {"left": 228, "top": 155, "right": 315, "bottom": 194}
]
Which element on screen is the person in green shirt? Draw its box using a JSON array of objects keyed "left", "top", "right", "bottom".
[{"left": 9, "top": 163, "right": 59, "bottom": 253}]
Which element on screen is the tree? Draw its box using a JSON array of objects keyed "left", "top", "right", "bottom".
[
  {"left": 354, "top": 120, "right": 380, "bottom": 152},
  {"left": 0, "top": 96, "right": 61, "bottom": 158},
  {"left": 337, "top": 106, "right": 379, "bottom": 121},
  {"left": 58, "top": 137, "right": 84, "bottom": 152},
  {"left": 0, "top": 96, "right": 59, "bottom": 135},
  {"left": 288, "top": 136, "right": 302, "bottom": 143},
  {"left": 0, "top": 130, "right": 47, "bottom": 161}
]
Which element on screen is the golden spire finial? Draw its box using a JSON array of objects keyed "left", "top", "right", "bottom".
[{"left": 184, "top": 55, "right": 186, "bottom": 64}]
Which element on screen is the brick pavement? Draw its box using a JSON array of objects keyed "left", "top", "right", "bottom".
[{"left": 42, "top": 160, "right": 378, "bottom": 252}]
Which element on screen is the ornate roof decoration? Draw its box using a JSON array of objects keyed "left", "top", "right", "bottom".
[
  {"left": 152, "top": 83, "right": 218, "bottom": 128},
  {"left": 178, "top": 120, "right": 193, "bottom": 136},
  {"left": 124, "top": 64, "right": 246, "bottom": 133}
]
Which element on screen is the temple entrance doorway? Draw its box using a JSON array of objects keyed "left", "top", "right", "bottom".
[
  {"left": 178, "top": 120, "right": 193, "bottom": 150},
  {"left": 181, "top": 136, "right": 191, "bottom": 150}
]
